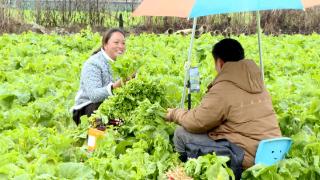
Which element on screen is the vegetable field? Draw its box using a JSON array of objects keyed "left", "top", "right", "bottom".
[{"left": 0, "top": 29, "right": 320, "bottom": 179}]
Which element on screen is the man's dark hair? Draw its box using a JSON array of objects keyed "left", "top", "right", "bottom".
[{"left": 212, "top": 38, "right": 244, "bottom": 62}]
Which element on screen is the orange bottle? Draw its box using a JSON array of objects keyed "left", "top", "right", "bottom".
[{"left": 87, "top": 128, "right": 105, "bottom": 151}]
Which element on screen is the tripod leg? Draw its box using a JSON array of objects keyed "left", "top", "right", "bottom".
[{"left": 188, "top": 93, "right": 191, "bottom": 110}]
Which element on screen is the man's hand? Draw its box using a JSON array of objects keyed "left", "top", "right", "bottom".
[{"left": 165, "top": 108, "right": 175, "bottom": 122}]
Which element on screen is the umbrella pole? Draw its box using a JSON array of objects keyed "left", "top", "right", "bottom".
[
  {"left": 256, "top": 11, "right": 264, "bottom": 81},
  {"left": 180, "top": 17, "right": 197, "bottom": 109}
]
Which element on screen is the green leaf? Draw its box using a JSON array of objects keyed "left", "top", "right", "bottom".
[{"left": 56, "top": 162, "right": 94, "bottom": 179}]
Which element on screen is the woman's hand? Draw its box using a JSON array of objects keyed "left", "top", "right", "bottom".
[
  {"left": 112, "top": 72, "right": 137, "bottom": 89},
  {"left": 112, "top": 79, "right": 122, "bottom": 89}
]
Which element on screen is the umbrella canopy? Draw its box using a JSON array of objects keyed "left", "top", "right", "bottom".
[{"left": 133, "top": 0, "right": 320, "bottom": 18}]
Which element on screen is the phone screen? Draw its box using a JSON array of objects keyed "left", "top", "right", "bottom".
[{"left": 189, "top": 67, "right": 200, "bottom": 92}]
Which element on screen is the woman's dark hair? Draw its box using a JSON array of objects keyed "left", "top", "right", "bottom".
[
  {"left": 212, "top": 38, "right": 244, "bottom": 62},
  {"left": 92, "top": 28, "right": 125, "bottom": 55}
]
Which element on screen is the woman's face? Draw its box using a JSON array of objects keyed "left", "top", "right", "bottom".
[{"left": 103, "top": 32, "right": 126, "bottom": 60}]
